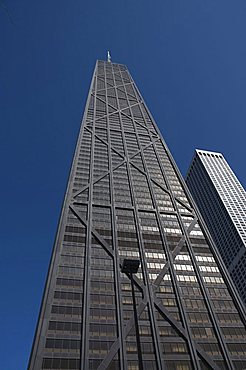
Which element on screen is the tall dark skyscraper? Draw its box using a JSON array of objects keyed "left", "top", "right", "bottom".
[
  {"left": 186, "top": 149, "right": 246, "bottom": 305},
  {"left": 29, "top": 60, "right": 246, "bottom": 370}
]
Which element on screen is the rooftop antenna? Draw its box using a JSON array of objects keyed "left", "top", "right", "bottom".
[{"left": 107, "top": 51, "right": 112, "bottom": 63}]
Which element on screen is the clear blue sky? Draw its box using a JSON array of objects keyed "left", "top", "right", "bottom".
[{"left": 1, "top": 1, "right": 246, "bottom": 368}]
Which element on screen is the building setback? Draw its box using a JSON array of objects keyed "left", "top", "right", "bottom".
[
  {"left": 186, "top": 149, "right": 246, "bottom": 305},
  {"left": 29, "top": 61, "right": 246, "bottom": 370}
]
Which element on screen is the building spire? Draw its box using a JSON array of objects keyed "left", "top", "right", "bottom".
[{"left": 107, "top": 51, "right": 112, "bottom": 63}]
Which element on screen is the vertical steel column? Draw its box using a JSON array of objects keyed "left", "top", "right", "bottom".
[
  {"left": 104, "top": 61, "right": 127, "bottom": 370},
  {"left": 129, "top": 272, "right": 144, "bottom": 370},
  {"left": 80, "top": 62, "right": 98, "bottom": 370},
  {"left": 115, "top": 68, "right": 164, "bottom": 370},
  {"left": 118, "top": 81, "right": 165, "bottom": 369},
  {"left": 111, "top": 67, "right": 147, "bottom": 369}
]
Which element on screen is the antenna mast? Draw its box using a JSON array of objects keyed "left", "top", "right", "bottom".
[{"left": 107, "top": 51, "right": 112, "bottom": 63}]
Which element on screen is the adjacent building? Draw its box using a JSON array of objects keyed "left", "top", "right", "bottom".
[
  {"left": 186, "top": 149, "right": 246, "bottom": 304},
  {"left": 29, "top": 61, "right": 246, "bottom": 370}
]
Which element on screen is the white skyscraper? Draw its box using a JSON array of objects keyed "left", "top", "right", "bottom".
[{"left": 186, "top": 149, "right": 246, "bottom": 304}]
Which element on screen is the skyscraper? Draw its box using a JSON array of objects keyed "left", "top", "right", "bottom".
[
  {"left": 186, "top": 149, "right": 246, "bottom": 305},
  {"left": 29, "top": 60, "right": 246, "bottom": 370}
]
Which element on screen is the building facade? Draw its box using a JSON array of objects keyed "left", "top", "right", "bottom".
[
  {"left": 29, "top": 61, "right": 246, "bottom": 370},
  {"left": 186, "top": 149, "right": 246, "bottom": 304}
]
